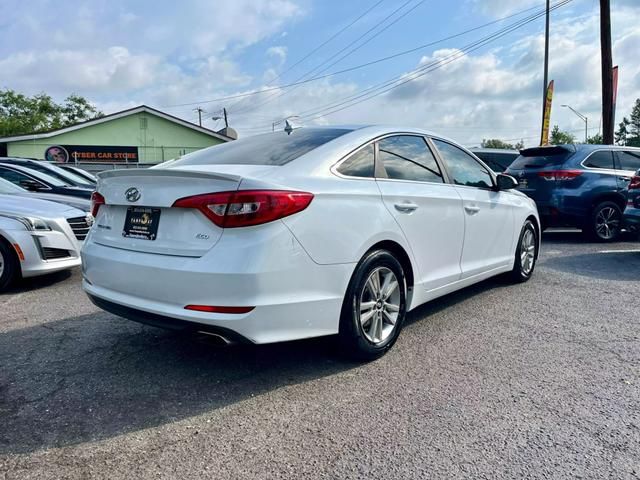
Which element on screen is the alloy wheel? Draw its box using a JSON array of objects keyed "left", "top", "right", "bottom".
[
  {"left": 358, "top": 267, "right": 401, "bottom": 344},
  {"left": 0, "top": 250, "right": 4, "bottom": 278},
  {"left": 595, "top": 206, "right": 620, "bottom": 240},
  {"left": 520, "top": 228, "right": 536, "bottom": 275}
]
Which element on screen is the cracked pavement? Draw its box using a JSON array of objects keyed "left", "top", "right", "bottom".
[{"left": 0, "top": 230, "right": 639, "bottom": 479}]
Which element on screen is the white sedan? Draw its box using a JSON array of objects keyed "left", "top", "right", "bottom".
[
  {"left": 0, "top": 195, "right": 88, "bottom": 291},
  {"left": 82, "top": 126, "right": 539, "bottom": 359}
]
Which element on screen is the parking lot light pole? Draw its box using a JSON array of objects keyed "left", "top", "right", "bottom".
[{"left": 562, "top": 105, "right": 588, "bottom": 143}]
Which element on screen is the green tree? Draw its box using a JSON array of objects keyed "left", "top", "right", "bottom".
[
  {"left": 627, "top": 98, "right": 640, "bottom": 147},
  {"left": 586, "top": 133, "right": 603, "bottom": 144},
  {"left": 550, "top": 125, "right": 576, "bottom": 145},
  {"left": 481, "top": 139, "right": 517, "bottom": 149},
  {"left": 616, "top": 117, "right": 630, "bottom": 145},
  {"left": 0, "top": 89, "right": 102, "bottom": 137}
]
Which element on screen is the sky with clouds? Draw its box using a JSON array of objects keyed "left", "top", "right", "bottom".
[{"left": 0, "top": 0, "right": 638, "bottom": 146}]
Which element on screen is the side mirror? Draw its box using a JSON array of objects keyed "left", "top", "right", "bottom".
[
  {"left": 19, "top": 179, "right": 44, "bottom": 191},
  {"left": 496, "top": 173, "right": 518, "bottom": 190}
]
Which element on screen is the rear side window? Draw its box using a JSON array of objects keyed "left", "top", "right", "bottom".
[
  {"left": 583, "top": 151, "right": 614, "bottom": 169},
  {"left": 616, "top": 151, "right": 640, "bottom": 172},
  {"left": 378, "top": 135, "right": 443, "bottom": 183},
  {"left": 432, "top": 139, "right": 493, "bottom": 189},
  {"left": 337, "top": 144, "right": 374, "bottom": 178},
  {"left": 169, "top": 128, "right": 353, "bottom": 167}
]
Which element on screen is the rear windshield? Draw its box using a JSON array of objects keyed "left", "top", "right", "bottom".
[
  {"left": 169, "top": 128, "right": 353, "bottom": 167},
  {"left": 509, "top": 149, "right": 573, "bottom": 169}
]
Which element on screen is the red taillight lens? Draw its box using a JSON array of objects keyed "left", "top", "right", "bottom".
[
  {"left": 172, "top": 190, "right": 314, "bottom": 228},
  {"left": 537, "top": 170, "right": 583, "bottom": 181},
  {"left": 90, "top": 192, "right": 105, "bottom": 217},
  {"left": 629, "top": 176, "right": 640, "bottom": 190},
  {"left": 184, "top": 305, "right": 255, "bottom": 314}
]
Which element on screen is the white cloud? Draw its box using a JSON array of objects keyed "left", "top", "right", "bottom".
[
  {"left": 0, "top": 47, "right": 161, "bottom": 93},
  {"left": 267, "top": 46, "right": 288, "bottom": 66}
]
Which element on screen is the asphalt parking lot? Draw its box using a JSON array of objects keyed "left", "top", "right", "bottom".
[{"left": 1, "top": 231, "right": 639, "bottom": 479}]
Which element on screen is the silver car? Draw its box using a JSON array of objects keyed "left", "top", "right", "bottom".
[{"left": 0, "top": 194, "right": 89, "bottom": 291}]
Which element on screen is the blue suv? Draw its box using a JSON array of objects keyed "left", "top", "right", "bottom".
[
  {"left": 506, "top": 144, "right": 640, "bottom": 241},
  {"left": 623, "top": 170, "right": 640, "bottom": 235}
]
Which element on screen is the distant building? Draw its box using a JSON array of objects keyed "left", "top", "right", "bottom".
[{"left": 0, "top": 105, "right": 232, "bottom": 165}]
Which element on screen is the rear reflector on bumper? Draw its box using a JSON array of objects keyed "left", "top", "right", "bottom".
[{"left": 184, "top": 305, "right": 255, "bottom": 314}]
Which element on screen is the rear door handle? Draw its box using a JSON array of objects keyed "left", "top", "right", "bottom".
[
  {"left": 464, "top": 205, "right": 480, "bottom": 214},
  {"left": 394, "top": 202, "right": 418, "bottom": 213}
]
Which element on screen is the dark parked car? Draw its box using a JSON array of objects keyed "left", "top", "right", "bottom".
[
  {"left": 0, "top": 163, "right": 93, "bottom": 199},
  {"left": 0, "top": 157, "right": 94, "bottom": 187},
  {"left": 506, "top": 144, "right": 640, "bottom": 241},
  {"left": 471, "top": 148, "right": 520, "bottom": 173},
  {"left": 623, "top": 170, "right": 640, "bottom": 235},
  {"left": 56, "top": 164, "right": 97, "bottom": 185}
]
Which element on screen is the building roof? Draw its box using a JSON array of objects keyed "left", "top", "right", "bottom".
[{"left": 0, "top": 105, "right": 233, "bottom": 143}]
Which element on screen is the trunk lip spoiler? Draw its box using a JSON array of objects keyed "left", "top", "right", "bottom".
[{"left": 97, "top": 168, "right": 242, "bottom": 183}]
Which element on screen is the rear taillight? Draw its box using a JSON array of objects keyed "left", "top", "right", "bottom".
[
  {"left": 172, "top": 190, "right": 314, "bottom": 228},
  {"left": 629, "top": 176, "right": 640, "bottom": 190},
  {"left": 90, "top": 192, "right": 105, "bottom": 217},
  {"left": 537, "top": 170, "right": 583, "bottom": 181}
]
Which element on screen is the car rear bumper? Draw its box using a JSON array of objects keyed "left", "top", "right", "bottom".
[
  {"left": 623, "top": 208, "right": 640, "bottom": 230},
  {"left": 81, "top": 222, "right": 355, "bottom": 344}
]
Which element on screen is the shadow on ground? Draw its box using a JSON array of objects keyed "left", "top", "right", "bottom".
[
  {"left": 0, "top": 313, "right": 356, "bottom": 455},
  {"left": 542, "top": 249, "right": 640, "bottom": 281},
  {"left": 0, "top": 270, "right": 72, "bottom": 296},
  {"left": 0, "top": 272, "right": 515, "bottom": 456},
  {"left": 542, "top": 229, "right": 639, "bottom": 245}
]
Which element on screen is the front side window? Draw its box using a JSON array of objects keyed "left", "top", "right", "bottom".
[
  {"left": 432, "top": 139, "right": 493, "bottom": 189},
  {"left": 378, "top": 135, "right": 443, "bottom": 183},
  {"left": 337, "top": 144, "right": 374, "bottom": 178},
  {"left": 583, "top": 151, "right": 614, "bottom": 169},
  {"left": 616, "top": 151, "right": 640, "bottom": 172}
]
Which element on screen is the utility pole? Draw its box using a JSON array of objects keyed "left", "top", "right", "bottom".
[
  {"left": 194, "top": 107, "right": 204, "bottom": 127},
  {"left": 600, "top": 0, "right": 614, "bottom": 144},
  {"left": 540, "top": 0, "right": 550, "bottom": 146}
]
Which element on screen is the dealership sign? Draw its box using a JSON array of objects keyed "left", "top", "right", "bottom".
[{"left": 44, "top": 145, "right": 139, "bottom": 163}]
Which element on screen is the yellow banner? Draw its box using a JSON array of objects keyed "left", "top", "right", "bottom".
[{"left": 541, "top": 80, "right": 555, "bottom": 146}]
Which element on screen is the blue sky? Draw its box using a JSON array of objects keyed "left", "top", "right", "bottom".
[{"left": 1, "top": 0, "right": 638, "bottom": 146}]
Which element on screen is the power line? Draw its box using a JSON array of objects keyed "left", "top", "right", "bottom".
[
  {"left": 226, "top": 0, "right": 387, "bottom": 115},
  {"left": 293, "top": 0, "right": 572, "bottom": 123},
  {"left": 234, "top": 0, "right": 427, "bottom": 115},
  {"left": 160, "top": 2, "right": 551, "bottom": 110}
]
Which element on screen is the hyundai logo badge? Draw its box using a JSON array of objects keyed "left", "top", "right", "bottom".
[{"left": 125, "top": 187, "right": 141, "bottom": 202}]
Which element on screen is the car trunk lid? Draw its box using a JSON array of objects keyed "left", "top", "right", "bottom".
[{"left": 92, "top": 168, "right": 242, "bottom": 257}]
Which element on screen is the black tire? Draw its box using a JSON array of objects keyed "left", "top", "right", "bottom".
[
  {"left": 0, "top": 238, "right": 19, "bottom": 292},
  {"left": 509, "top": 220, "right": 538, "bottom": 283},
  {"left": 338, "top": 250, "right": 407, "bottom": 361},
  {"left": 588, "top": 201, "right": 622, "bottom": 242}
]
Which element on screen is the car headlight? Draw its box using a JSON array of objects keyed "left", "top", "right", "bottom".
[
  {"left": 0, "top": 213, "right": 51, "bottom": 231},
  {"left": 25, "top": 217, "right": 52, "bottom": 231}
]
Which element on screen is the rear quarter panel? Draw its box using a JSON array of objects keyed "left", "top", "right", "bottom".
[{"left": 241, "top": 175, "right": 412, "bottom": 267}]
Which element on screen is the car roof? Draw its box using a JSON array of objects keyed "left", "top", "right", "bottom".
[
  {"left": 555, "top": 144, "right": 640, "bottom": 152},
  {"left": 470, "top": 148, "right": 520, "bottom": 154}
]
